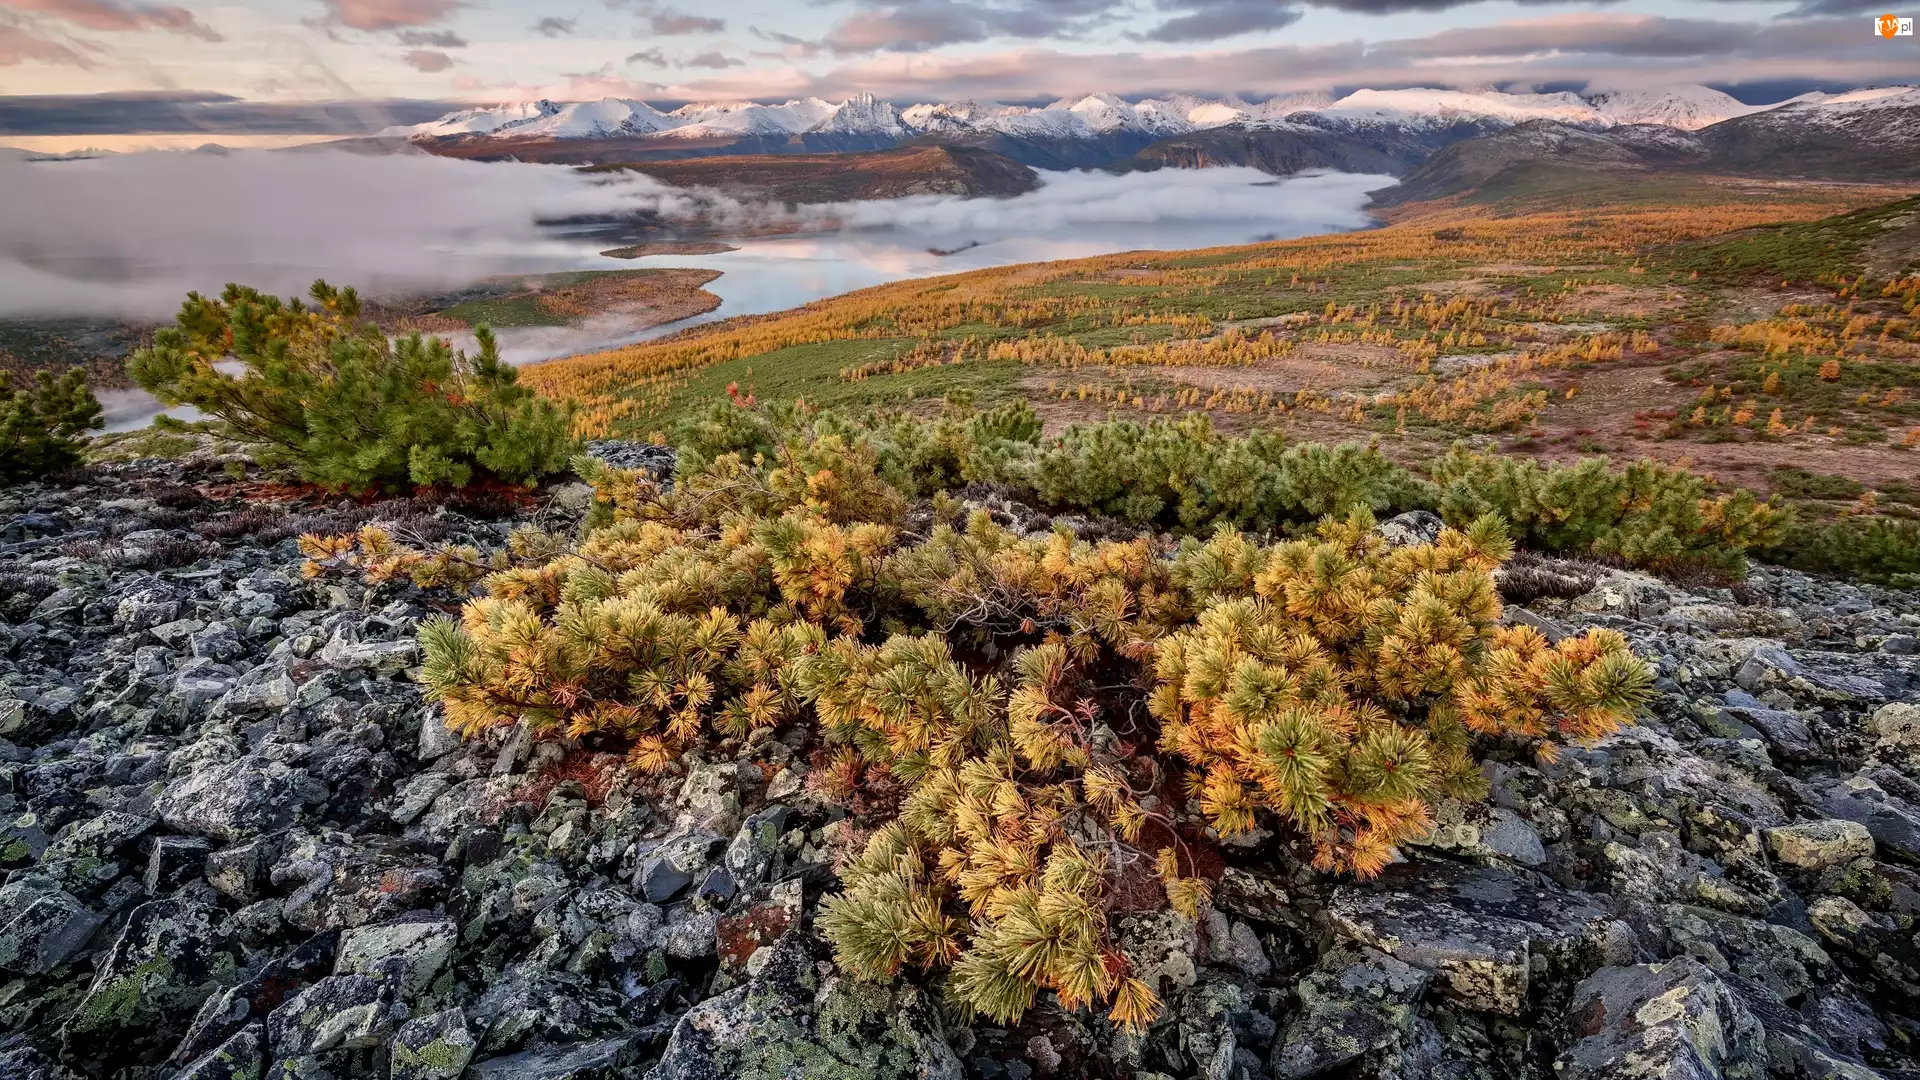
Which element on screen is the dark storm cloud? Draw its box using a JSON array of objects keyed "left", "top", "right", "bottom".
[{"left": 0, "top": 92, "right": 464, "bottom": 135}]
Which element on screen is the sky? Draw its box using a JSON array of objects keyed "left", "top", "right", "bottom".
[{"left": 1, "top": 0, "right": 1917, "bottom": 137}]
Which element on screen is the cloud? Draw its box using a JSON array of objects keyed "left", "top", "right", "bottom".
[
  {"left": 401, "top": 48, "right": 452, "bottom": 71},
  {"left": 680, "top": 50, "right": 743, "bottom": 68},
  {"left": 638, "top": 5, "right": 724, "bottom": 34},
  {"left": 750, "top": 26, "right": 822, "bottom": 58},
  {"left": 0, "top": 17, "right": 97, "bottom": 66},
  {"left": 1134, "top": 0, "right": 1304, "bottom": 43},
  {"left": 6, "top": 0, "right": 220, "bottom": 40},
  {"left": 626, "top": 47, "right": 666, "bottom": 65},
  {"left": 396, "top": 28, "right": 464, "bottom": 46},
  {"left": 451, "top": 69, "right": 664, "bottom": 102},
  {"left": 0, "top": 91, "right": 462, "bottom": 135},
  {"left": 820, "top": 0, "right": 1116, "bottom": 54},
  {"left": 817, "top": 0, "right": 1105, "bottom": 54},
  {"left": 0, "top": 150, "right": 686, "bottom": 318},
  {"left": 530, "top": 16, "right": 575, "bottom": 36},
  {"left": 669, "top": 12, "right": 1908, "bottom": 101},
  {"left": 316, "top": 0, "right": 460, "bottom": 32}
]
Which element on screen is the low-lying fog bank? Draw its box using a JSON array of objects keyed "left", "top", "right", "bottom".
[{"left": 0, "top": 147, "right": 1390, "bottom": 429}]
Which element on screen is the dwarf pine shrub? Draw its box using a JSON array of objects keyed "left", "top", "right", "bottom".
[
  {"left": 1431, "top": 445, "right": 1786, "bottom": 577},
  {"left": 0, "top": 368, "right": 103, "bottom": 484},
  {"left": 311, "top": 406, "right": 1655, "bottom": 1035},
  {"left": 129, "top": 281, "right": 576, "bottom": 491},
  {"left": 1760, "top": 515, "right": 1920, "bottom": 588}
]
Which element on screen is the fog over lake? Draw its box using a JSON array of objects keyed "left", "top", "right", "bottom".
[{"left": 0, "top": 149, "right": 1389, "bottom": 428}]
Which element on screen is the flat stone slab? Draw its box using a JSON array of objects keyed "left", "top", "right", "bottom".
[{"left": 1328, "top": 859, "right": 1613, "bottom": 1015}]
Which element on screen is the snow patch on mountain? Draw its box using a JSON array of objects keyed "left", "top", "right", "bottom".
[{"left": 1313, "top": 88, "right": 1602, "bottom": 129}]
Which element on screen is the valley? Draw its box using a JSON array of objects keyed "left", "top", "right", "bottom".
[{"left": 523, "top": 173, "right": 1920, "bottom": 532}]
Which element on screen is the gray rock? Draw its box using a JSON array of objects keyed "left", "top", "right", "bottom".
[
  {"left": 147, "top": 835, "right": 217, "bottom": 894},
  {"left": 417, "top": 713, "right": 464, "bottom": 761},
  {"left": 157, "top": 756, "right": 311, "bottom": 844},
  {"left": 206, "top": 838, "right": 277, "bottom": 903},
  {"left": 1273, "top": 948, "right": 1429, "bottom": 1079},
  {"left": 649, "top": 933, "right": 960, "bottom": 1080},
  {"left": 390, "top": 1008, "right": 478, "bottom": 1080},
  {"left": 0, "top": 876, "right": 103, "bottom": 974},
  {"left": 1813, "top": 774, "right": 1920, "bottom": 863},
  {"left": 267, "top": 974, "right": 405, "bottom": 1056},
  {"left": 1765, "top": 820, "right": 1875, "bottom": 870},
  {"left": 1719, "top": 704, "right": 1818, "bottom": 761},
  {"left": 173, "top": 1024, "right": 266, "bottom": 1080},
  {"left": 470, "top": 1038, "right": 630, "bottom": 1080},
  {"left": 723, "top": 805, "right": 791, "bottom": 886},
  {"left": 663, "top": 908, "right": 720, "bottom": 960},
  {"left": 1202, "top": 910, "right": 1271, "bottom": 979},
  {"left": 1408, "top": 799, "right": 1547, "bottom": 867},
  {"left": 639, "top": 857, "right": 694, "bottom": 905},
  {"left": 335, "top": 915, "right": 456, "bottom": 996},
  {"left": 1374, "top": 511, "right": 1442, "bottom": 548},
  {"left": 1660, "top": 905, "right": 1831, "bottom": 1003},
  {"left": 62, "top": 894, "right": 243, "bottom": 1074},
  {"left": 116, "top": 586, "right": 183, "bottom": 631},
  {"left": 1328, "top": 860, "right": 1613, "bottom": 1015},
  {"left": 1557, "top": 958, "right": 1767, "bottom": 1080}
]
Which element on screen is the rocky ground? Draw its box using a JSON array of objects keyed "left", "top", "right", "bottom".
[{"left": 1, "top": 450, "right": 1917, "bottom": 1080}]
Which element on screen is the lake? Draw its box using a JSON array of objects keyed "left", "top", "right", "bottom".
[{"left": 0, "top": 156, "right": 1388, "bottom": 429}]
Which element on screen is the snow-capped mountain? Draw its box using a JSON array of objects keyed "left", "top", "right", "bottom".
[
  {"left": 1586, "top": 85, "right": 1762, "bottom": 131},
  {"left": 1307, "top": 88, "right": 1602, "bottom": 130},
  {"left": 390, "top": 84, "right": 1847, "bottom": 144},
  {"left": 383, "top": 84, "right": 1920, "bottom": 182}
]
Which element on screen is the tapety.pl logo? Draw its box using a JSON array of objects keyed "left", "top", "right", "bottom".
[{"left": 1877, "top": 13, "right": 1914, "bottom": 35}]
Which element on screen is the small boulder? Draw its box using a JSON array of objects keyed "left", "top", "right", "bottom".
[
  {"left": 390, "top": 1008, "right": 478, "bottom": 1080},
  {"left": 157, "top": 757, "right": 311, "bottom": 844},
  {"left": 1557, "top": 958, "right": 1767, "bottom": 1080},
  {"left": 1765, "top": 820, "right": 1875, "bottom": 871},
  {"left": 649, "top": 933, "right": 959, "bottom": 1080},
  {"left": 1272, "top": 947, "right": 1429, "bottom": 1079},
  {"left": 335, "top": 915, "right": 457, "bottom": 996},
  {"left": 470, "top": 1037, "right": 630, "bottom": 1080}
]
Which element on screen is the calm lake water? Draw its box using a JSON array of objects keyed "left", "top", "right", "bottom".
[{"left": 90, "top": 167, "right": 1390, "bottom": 430}]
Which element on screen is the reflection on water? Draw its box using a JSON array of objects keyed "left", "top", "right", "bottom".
[{"left": 102, "top": 168, "right": 1389, "bottom": 430}]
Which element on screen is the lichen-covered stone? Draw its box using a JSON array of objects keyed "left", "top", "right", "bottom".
[
  {"left": 469, "top": 1037, "right": 630, "bottom": 1080},
  {"left": 1272, "top": 947, "right": 1429, "bottom": 1079},
  {"left": 648, "top": 932, "right": 960, "bottom": 1080},
  {"left": 266, "top": 974, "right": 405, "bottom": 1057},
  {"left": 174, "top": 1023, "right": 266, "bottom": 1080},
  {"left": 389, "top": 1008, "right": 477, "bottom": 1080},
  {"left": 1328, "top": 860, "right": 1612, "bottom": 1015},
  {"left": 1557, "top": 959, "right": 1767, "bottom": 1080},
  {"left": 0, "top": 876, "right": 103, "bottom": 975},
  {"left": 1765, "top": 820, "right": 1875, "bottom": 870},
  {"left": 61, "top": 894, "right": 243, "bottom": 1075},
  {"left": 334, "top": 916, "right": 456, "bottom": 996},
  {"left": 156, "top": 756, "right": 310, "bottom": 844}
]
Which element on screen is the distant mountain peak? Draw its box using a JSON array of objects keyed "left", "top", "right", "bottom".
[{"left": 380, "top": 84, "right": 1920, "bottom": 149}]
